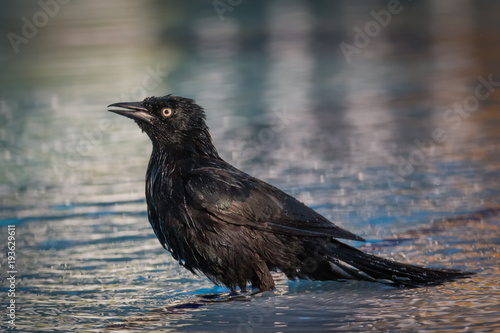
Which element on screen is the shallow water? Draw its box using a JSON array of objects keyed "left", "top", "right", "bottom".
[{"left": 1, "top": 1, "right": 500, "bottom": 332}]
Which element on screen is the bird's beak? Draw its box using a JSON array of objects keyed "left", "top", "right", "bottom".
[{"left": 107, "top": 102, "right": 154, "bottom": 123}]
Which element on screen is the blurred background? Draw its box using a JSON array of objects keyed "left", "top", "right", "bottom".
[{"left": 0, "top": 0, "right": 499, "bottom": 332}]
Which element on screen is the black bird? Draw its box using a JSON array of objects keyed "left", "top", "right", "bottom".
[{"left": 107, "top": 95, "right": 471, "bottom": 291}]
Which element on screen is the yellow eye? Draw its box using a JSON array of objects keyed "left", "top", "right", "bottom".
[{"left": 161, "top": 108, "right": 173, "bottom": 117}]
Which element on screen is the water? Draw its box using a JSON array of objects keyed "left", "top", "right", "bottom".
[{"left": 1, "top": 1, "right": 500, "bottom": 332}]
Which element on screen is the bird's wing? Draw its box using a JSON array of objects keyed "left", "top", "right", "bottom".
[{"left": 184, "top": 166, "right": 365, "bottom": 241}]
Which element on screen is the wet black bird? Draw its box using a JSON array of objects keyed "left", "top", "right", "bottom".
[{"left": 107, "top": 95, "right": 471, "bottom": 291}]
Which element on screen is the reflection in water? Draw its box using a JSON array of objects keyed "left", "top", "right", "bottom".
[
  {"left": 0, "top": 0, "right": 499, "bottom": 332},
  {"left": 264, "top": 0, "right": 314, "bottom": 172}
]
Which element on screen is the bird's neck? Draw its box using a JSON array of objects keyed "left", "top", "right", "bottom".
[
  {"left": 146, "top": 143, "right": 221, "bottom": 191},
  {"left": 150, "top": 139, "right": 220, "bottom": 165},
  {"left": 150, "top": 127, "right": 220, "bottom": 161}
]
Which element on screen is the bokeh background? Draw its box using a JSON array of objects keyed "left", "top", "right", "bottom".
[{"left": 1, "top": 0, "right": 499, "bottom": 332}]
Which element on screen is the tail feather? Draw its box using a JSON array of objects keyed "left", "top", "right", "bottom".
[{"left": 305, "top": 241, "right": 473, "bottom": 287}]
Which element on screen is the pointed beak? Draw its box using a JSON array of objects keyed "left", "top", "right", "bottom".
[{"left": 107, "top": 102, "right": 154, "bottom": 123}]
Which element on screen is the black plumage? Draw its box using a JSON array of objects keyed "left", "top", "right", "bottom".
[{"left": 107, "top": 95, "right": 471, "bottom": 291}]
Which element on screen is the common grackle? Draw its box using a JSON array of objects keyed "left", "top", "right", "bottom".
[{"left": 107, "top": 95, "right": 471, "bottom": 291}]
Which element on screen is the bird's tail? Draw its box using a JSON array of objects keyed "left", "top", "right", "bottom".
[{"left": 300, "top": 241, "right": 473, "bottom": 287}]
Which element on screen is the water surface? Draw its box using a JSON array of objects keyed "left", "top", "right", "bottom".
[{"left": 1, "top": 1, "right": 499, "bottom": 332}]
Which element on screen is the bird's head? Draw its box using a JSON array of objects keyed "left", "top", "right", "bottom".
[{"left": 108, "top": 95, "right": 219, "bottom": 157}]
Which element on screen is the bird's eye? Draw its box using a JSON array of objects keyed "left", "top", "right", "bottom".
[{"left": 161, "top": 108, "right": 173, "bottom": 117}]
